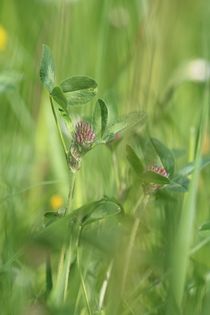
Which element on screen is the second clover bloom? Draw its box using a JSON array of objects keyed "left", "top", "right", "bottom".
[
  {"left": 148, "top": 165, "right": 168, "bottom": 178},
  {"left": 144, "top": 165, "right": 169, "bottom": 194}
]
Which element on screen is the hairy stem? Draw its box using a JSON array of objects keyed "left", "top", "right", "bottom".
[
  {"left": 49, "top": 96, "right": 68, "bottom": 157},
  {"left": 67, "top": 172, "right": 76, "bottom": 214}
]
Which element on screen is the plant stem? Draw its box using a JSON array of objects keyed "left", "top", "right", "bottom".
[
  {"left": 67, "top": 172, "right": 76, "bottom": 214},
  {"left": 49, "top": 92, "right": 76, "bottom": 305},
  {"left": 121, "top": 194, "right": 149, "bottom": 294},
  {"left": 63, "top": 238, "right": 73, "bottom": 301},
  {"left": 60, "top": 172, "right": 77, "bottom": 301},
  {"left": 99, "top": 260, "right": 113, "bottom": 310},
  {"left": 45, "top": 253, "right": 53, "bottom": 295},
  {"left": 49, "top": 247, "right": 65, "bottom": 305},
  {"left": 169, "top": 84, "right": 209, "bottom": 309},
  {"left": 49, "top": 96, "right": 68, "bottom": 157},
  {"left": 49, "top": 172, "right": 76, "bottom": 305},
  {"left": 77, "top": 241, "right": 92, "bottom": 315}
]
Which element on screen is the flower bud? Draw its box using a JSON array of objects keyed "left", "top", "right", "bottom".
[
  {"left": 144, "top": 165, "right": 169, "bottom": 194},
  {"left": 68, "top": 145, "right": 81, "bottom": 172}
]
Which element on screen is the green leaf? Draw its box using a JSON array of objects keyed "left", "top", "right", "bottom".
[
  {"left": 199, "top": 222, "right": 210, "bottom": 231},
  {"left": 93, "top": 98, "right": 109, "bottom": 138},
  {"left": 80, "top": 199, "right": 121, "bottom": 226},
  {"left": 60, "top": 76, "right": 97, "bottom": 92},
  {"left": 40, "top": 44, "right": 55, "bottom": 93},
  {"left": 60, "top": 75, "right": 97, "bottom": 106},
  {"left": 33, "top": 215, "right": 71, "bottom": 250},
  {"left": 178, "top": 156, "right": 210, "bottom": 177},
  {"left": 126, "top": 145, "right": 144, "bottom": 176},
  {"left": 44, "top": 208, "right": 66, "bottom": 227},
  {"left": 51, "top": 86, "right": 68, "bottom": 111},
  {"left": 143, "top": 171, "right": 170, "bottom": 185},
  {"left": 50, "top": 87, "right": 72, "bottom": 126},
  {"left": 33, "top": 198, "right": 121, "bottom": 250},
  {"left": 103, "top": 111, "right": 146, "bottom": 143},
  {"left": 98, "top": 99, "right": 108, "bottom": 137},
  {"left": 81, "top": 216, "right": 120, "bottom": 254},
  {"left": 164, "top": 175, "right": 189, "bottom": 192},
  {"left": 151, "top": 138, "right": 175, "bottom": 176},
  {"left": 66, "top": 90, "right": 96, "bottom": 105},
  {"left": 133, "top": 134, "right": 157, "bottom": 166}
]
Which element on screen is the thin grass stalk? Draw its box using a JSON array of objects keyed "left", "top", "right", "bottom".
[
  {"left": 121, "top": 194, "right": 149, "bottom": 294},
  {"left": 77, "top": 230, "right": 92, "bottom": 315},
  {"left": 170, "top": 82, "right": 209, "bottom": 309},
  {"left": 49, "top": 173, "right": 76, "bottom": 305}
]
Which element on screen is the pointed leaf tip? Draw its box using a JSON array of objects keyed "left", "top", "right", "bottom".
[{"left": 40, "top": 44, "right": 55, "bottom": 93}]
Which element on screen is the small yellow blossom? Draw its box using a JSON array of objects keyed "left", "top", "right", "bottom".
[
  {"left": 50, "top": 194, "right": 64, "bottom": 210},
  {"left": 0, "top": 25, "right": 8, "bottom": 51}
]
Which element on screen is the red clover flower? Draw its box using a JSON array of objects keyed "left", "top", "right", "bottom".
[
  {"left": 68, "top": 120, "right": 96, "bottom": 172},
  {"left": 145, "top": 165, "right": 169, "bottom": 194}
]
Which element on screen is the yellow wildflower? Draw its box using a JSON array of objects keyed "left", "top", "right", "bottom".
[
  {"left": 0, "top": 25, "right": 8, "bottom": 51},
  {"left": 50, "top": 194, "right": 64, "bottom": 210}
]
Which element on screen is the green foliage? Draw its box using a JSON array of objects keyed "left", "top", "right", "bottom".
[
  {"left": 40, "top": 44, "right": 55, "bottom": 93},
  {"left": 151, "top": 138, "right": 175, "bottom": 176},
  {"left": 60, "top": 75, "right": 97, "bottom": 92},
  {"left": 97, "top": 98, "right": 108, "bottom": 137},
  {"left": 164, "top": 174, "right": 189, "bottom": 192},
  {"left": 51, "top": 86, "right": 68, "bottom": 112},
  {"left": 126, "top": 144, "right": 145, "bottom": 175},
  {"left": 35, "top": 198, "right": 121, "bottom": 250},
  {"left": 143, "top": 170, "right": 170, "bottom": 184},
  {"left": 102, "top": 111, "right": 146, "bottom": 143},
  {"left": 1, "top": 1, "right": 210, "bottom": 315},
  {"left": 178, "top": 156, "right": 210, "bottom": 176},
  {"left": 199, "top": 222, "right": 210, "bottom": 231},
  {"left": 60, "top": 76, "right": 97, "bottom": 106}
]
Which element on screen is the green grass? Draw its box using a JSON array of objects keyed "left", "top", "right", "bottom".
[{"left": 1, "top": 0, "right": 210, "bottom": 314}]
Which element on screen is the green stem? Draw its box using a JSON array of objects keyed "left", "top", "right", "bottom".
[
  {"left": 99, "top": 260, "right": 113, "bottom": 310},
  {"left": 60, "top": 173, "right": 76, "bottom": 301},
  {"left": 77, "top": 239, "right": 92, "bottom": 315},
  {"left": 67, "top": 172, "right": 76, "bottom": 214},
  {"left": 49, "top": 247, "right": 65, "bottom": 305},
  {"left": 169, "top": 85, "right": 209, "bottom": 309},
  {"left": 121, "top": 194, "right": 149, "bottom": 294},
  {"left": 49, "top": 172, "right": 76, "bottom": 305},
  {"left": 63, "top": 238, "right": 73, "bottom": 301},
  {"left": 45, "top": 253, "right": 53, "bottom": 295},
  {"left": 49, "top": 96, "right": 68, "bottom": 157}
]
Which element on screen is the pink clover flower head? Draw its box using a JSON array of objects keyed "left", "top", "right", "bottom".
[
  {"left": 148, "top": 165, "right": 169, "bottom": 178},
  {"left": 68, "top": 120, "right": 96, "bottom": 172},
  {"left": 74, "top": 121, "right": 96, "bottom": 149}
]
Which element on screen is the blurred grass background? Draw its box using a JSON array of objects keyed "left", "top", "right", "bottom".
[{"left": 1, "top": 0, "right": 210, "bottom": 314}]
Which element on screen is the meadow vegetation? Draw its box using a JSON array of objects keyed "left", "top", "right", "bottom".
[{"left": 0, "top": 1, "right": 210, "bottom": 315}]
